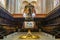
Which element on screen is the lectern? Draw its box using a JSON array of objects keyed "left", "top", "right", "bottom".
[{"left": 20, "top": 3, "right": 40, "bottom": 39}]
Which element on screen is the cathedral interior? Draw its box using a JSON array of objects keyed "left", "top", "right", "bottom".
[{"left": 0, "top": 0, "right": 60, "bottom": 40}]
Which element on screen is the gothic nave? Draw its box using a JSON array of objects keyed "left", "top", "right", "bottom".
[{"left": 0, "top": 0, "right": 60, "bottom": 40}]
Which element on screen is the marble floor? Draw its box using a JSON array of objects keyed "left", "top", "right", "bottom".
[{"left": 3, "top": 32, "right": 56, "bottom": 40}]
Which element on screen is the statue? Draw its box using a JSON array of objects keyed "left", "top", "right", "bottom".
[{"left": 23, "top": 3, "right": 36, "bottom": 21}]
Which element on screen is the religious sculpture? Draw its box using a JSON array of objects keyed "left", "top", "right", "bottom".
[{"left": 23, "top": 3, "right": 36, "bottom": 20}]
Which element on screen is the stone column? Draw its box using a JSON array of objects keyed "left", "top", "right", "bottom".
[
  {"left": 46, "top": 0, "right": 54, "bottom": 13},
  {"left": 41, "top": 0, "right": 46, "bottom": 14},
  {"left": 54, "top": 0, "right": 60, "bottom": 8},
  {"left": 0, "top": 0, "right": 6, "bottom": 8}
]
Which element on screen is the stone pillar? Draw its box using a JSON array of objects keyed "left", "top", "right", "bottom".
[
  {"left": 41, "top": 0, "right": 46, "bottom": 14},
  {"left": 0, "top": 0, "right": 6, "bottom": 8},
  {"left": 54, "top": 0, "right": 60, "bottom": 8},
  {"left": 46, "top": 0, "right": 54, "bottom": 13}
]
